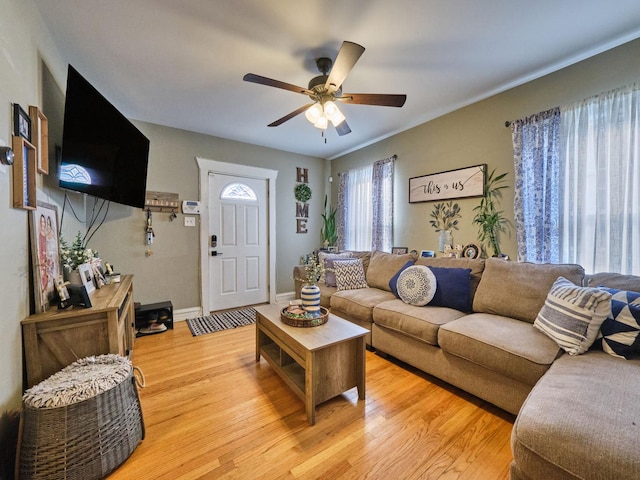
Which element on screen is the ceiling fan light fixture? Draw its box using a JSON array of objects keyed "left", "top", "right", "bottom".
[
  {"left": 314, "top": 115, "right": 328, "bottom": 130},
  {"left": 324, "top": 101, "right": 345, "bottom": 126},
  {"left": 305, "top": 103, "right": 323, "bottom": 123}
]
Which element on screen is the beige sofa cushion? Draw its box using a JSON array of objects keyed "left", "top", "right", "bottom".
[
  {"left": 472, "top": 258, "right": 585, "bottom": 323},
  {"left": 373, "top": 299, "right": 466, "bottom": 346},
  {"left": 330, "top": 288, "right": 396, "bottom": 324},
  {"left": 415, "top": 256, "right": 485, "bottom": 299},
  {"left": 366, "top": 250, "right": 417, "bottom": 292},
  {"left": 512, "top": 352, "right": 640, "bottom": 480},
  {"left": 438, "top": 313, "right": 562, "bottom": 386},
  {"left": 586, "top": 271, "right": 640, "bottom": 291}
]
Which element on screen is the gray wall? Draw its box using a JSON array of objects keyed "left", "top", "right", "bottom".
[
  {"left": 2, "top": 0, "right": 640, "bottom": 416},
  {"left": 331, "top": 38, "right": 640, "bottom": 262},
  {"left": 88, "top": 121, "right": 326, "bottom": 309}
]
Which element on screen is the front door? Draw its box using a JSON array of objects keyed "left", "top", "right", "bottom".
[{"left": 208, "top": 173, "right": 268, "bottom": 311}]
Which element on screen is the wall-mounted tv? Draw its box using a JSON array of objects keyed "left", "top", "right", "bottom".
[{"left": 59, "top": 65, "right": 150, "bottom": 208}]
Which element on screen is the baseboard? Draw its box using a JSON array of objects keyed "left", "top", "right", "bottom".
[
  {"left": 276, "top": 291, "right": 295, "bottom": 304},
  {"left": 174, "top": 306, "right": 202, "bottom": 322}
]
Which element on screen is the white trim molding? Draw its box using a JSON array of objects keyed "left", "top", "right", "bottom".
[{"left": 196, "top": 157, "right": 278, "bottom": 314}]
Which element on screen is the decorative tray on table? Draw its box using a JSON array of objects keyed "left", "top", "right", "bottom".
[{"left": 281, "top": 306, "right": 329, "bottom": 327}]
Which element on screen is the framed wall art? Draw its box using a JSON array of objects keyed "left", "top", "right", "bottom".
[
  {"left": 409, "top": 164, "right": 486, "bottom": 203},
  {"left": 29, "top": 202, "right": 62, "bottom": 312},
  {"left": 13, "top": 103, "right": 31, "bottom": 141},
  {"left": 29, "top": 105, "right": 49, "bottom": 174},
  {"left": 12, "top": 135, "right": 37, "bottom": 210}
]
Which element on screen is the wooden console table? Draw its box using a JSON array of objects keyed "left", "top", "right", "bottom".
[{"left": 22, "top": 274, "right": 135, "bottom": 388}]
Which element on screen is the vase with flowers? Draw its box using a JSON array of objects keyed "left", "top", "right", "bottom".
[
  {"left": 429, "top": 201, "right": 462, "bottom": 252},
  {"left": 59, "top": 232, "right": 98, "bottom": 284},
  {"left": 296, "top": 253, "right": 324, "bottom": 317}
]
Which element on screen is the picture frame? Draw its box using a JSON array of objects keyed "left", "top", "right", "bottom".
[
  {"left": 409, "top": 164, "right": 486, "bottom": 203},
  {"left": 12, "top": 135, "right": 37, "bottom": 210},
  {"left": 392, "top": 247, "right": 408, "bottom": 255},
  {"left": 29, "top": 105, "right": 49, "bottom": 174},
  {"left": 327, "top": 246, "right": 338, "bottom": 253},
  {"left": 78, "top": 263, "right": 96, "bottom": 294},
  {"left": 420, "top": 250, "right": 436, "bottom": 258},
  {"left": 13, "top": 103, "right": 31, "bottom": 141},
  {"left": 29, "top": 202, "right": 62, "bottom": 312}
]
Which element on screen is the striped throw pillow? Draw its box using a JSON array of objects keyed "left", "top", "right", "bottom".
[{"left": 534, "top": 276, "right": 612, "bottom": 355}]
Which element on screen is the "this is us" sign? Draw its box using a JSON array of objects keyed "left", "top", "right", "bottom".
[{"left": 409, "top": 164, "right": 486, "bottom": 203}]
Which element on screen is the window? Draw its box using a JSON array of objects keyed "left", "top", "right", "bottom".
[
  {"left": 220, "top": 182, "right": 257, "bottom": 201},
  {"left": 338, "top": 158, "right": 394, "bottom": 252},
  {"left": 512, "top": 83, "right": 640, "bottom": 274}
]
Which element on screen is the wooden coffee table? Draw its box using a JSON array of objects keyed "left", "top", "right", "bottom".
[{"left": 255, "top": 304, "right": 368, "bottom": 425}]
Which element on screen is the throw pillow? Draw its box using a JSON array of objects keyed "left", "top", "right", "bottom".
[
  {"left": 389, "top": 260, "right": 416, "bottom": 297},
  {"left": 318, "top": 251, "right": 352, "bottom": 286},
  {"left": 428, "top": 267, "right": 473, "bottom": 312},
  {"left": 591, "top": 288, "right": 640, "bottom": 359},
  {"left": 396, "top": 265, "right": 437, "bottom": 306},
  {"left": 334, "top": 258, "right": 368, "bottom": 291},
  {"left": 533, "top": 276, "right": 612, "bottom": 355}
]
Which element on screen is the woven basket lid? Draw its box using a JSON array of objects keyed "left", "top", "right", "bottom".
[{"left": 23, "top": 354, "right": 132, "bottom": 409}]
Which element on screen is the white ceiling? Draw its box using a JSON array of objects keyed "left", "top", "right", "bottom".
[{"left": 34, "top": 0, "right": 640, "bottom": 159}]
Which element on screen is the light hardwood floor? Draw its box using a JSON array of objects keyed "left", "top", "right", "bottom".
[{"left": 107, "top": 321, "right": 514, "bottom": 479}]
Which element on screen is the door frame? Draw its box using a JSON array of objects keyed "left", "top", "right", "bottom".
[{"left": 196, "top": 157, "right": 278, "bottom": 313}]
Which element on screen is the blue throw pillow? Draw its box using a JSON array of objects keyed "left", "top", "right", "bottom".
[
  {"left": 428, "top": 266, "right": 472, "bottom": 312},
  {"left": 389, "top": 260, "right": 416, "bottom": 297},
  {"left": 591, "top": 287, "right": 640, "bottom": 359}
]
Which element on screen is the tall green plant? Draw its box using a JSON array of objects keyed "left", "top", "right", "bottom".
[
  {"left": 472, "top": 169, "right": 509, "bottom": 257},
  {"left": 321, "top": 195, "right": 338, "bottom": 247}
]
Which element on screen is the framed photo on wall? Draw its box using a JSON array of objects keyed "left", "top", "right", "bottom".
[{"left": 29, "top": 202, "right": 62, "bottom": 312}]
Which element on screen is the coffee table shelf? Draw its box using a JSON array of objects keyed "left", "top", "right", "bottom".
[{"left": 255, "top": 304, "right": 368, "bottom": 425}]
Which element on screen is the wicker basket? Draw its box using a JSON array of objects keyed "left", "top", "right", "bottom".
[{"left": 17, "top": 355, "right": 145, "bottom": 480}]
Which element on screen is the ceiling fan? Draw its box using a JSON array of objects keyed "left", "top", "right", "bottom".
[{"left": 243, "top": 41, "right": 407, "bottom": 136}]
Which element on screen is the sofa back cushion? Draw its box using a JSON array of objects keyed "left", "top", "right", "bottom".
[
  {"left": 585, "top": 272, "right": 640, "bottom": 292},
  {"left": 366, "top": 250, "right": 417, "bottom": 292},
  {"left": 472, "top": 257, "right": 585, "bottom": 323},
  {"left": 416, "top": 257, "right": 485, "bottom": 300}
]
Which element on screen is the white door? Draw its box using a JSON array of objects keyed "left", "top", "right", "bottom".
[{"left": 208, "top": 173, "right": 268, "bottom": 311}]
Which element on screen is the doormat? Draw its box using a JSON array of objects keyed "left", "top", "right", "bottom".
[{"left": 186, "top": 307, "right": 257, "bottom": 337}]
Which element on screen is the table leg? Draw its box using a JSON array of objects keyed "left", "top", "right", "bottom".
[
  {"left": 305, "top": 350, "right": 316, "bottom": 425},
  {"left": 357, "top": 337, "right": 366, "bottom": 400}
]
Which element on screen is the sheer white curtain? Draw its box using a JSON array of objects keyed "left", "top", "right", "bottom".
[
  {"left": 559, "top": 83, "right": 640, "bottom": 274},
  {"left": 344, "top": 164, "right": 373, "bottom": 251}
]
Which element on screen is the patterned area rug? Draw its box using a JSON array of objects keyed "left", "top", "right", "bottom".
[{"left": 186, "top": 307, "right": 257, "bottom": 337}]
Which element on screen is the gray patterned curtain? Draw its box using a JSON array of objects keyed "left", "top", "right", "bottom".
[
  {"left": 371, "top": 157, "right": 395, "bottom": 251},
  {"left": 511, "top": 107, "right": 561, "bottom": 263},
  {"left": 336, "top": 171, "right": 349, "bottom": 251}
]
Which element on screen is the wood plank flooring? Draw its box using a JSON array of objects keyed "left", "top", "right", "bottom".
[{"left": 107, "top": 321, "right": 514, "bottom": 479}]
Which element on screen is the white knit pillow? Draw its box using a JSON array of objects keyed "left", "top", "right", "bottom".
[{"left": 397, "top": 265, "right": 437, "bottom": 306}]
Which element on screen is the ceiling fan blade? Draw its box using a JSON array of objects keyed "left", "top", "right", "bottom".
[
  {"left": 243, "top": 73, "right": 313, "bottom": 95},
  {"left": 340, "top": 93, "right": 407, "bottom": 107},
  {"left": 334, "top": 119, "right": 352, "bottom": 136},
  {"left": 268, "top": 104, "right": 314, "bottom": 127},
  {"left": 325, "top": 41, "right": 365, "bottom": 93}
]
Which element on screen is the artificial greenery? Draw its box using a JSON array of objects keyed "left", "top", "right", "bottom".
[
  {"left": 320, "top": 195, "right": 337, "bottom": 246},
  {"left": 472, "top": 169, "right": 510, "bottom": 257},
  {"left": 59, "top": 231, "right": 97, "bottom": 271},
  {"left": 429, "top": 201, "right": 461, "bottom": 232},
  {"left": 295, "top": 253, "right": 324, "bottom": 286},
  {"left": 294, "top": 183, "right": 312, "bottom": 203}
]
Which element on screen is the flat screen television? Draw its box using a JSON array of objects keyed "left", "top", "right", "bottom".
[{"left": 59, "top": 65, "right": 150, "bottom": 208}]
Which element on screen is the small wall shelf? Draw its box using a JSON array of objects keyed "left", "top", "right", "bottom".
[
  {"left": 12, "top": 135, "right": 37, "bottom": 210},
  {"left": 144, "top": 191, "right": 180, "bottom": 213}
]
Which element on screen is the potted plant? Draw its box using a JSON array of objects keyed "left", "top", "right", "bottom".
[
  {"left": 472, "top": 169, "right": 509, "bottom": 257},
  {"left": 320, "top": 195, "right": 337, "bottom": 248},
  {"left": 59, "top": 232, "right": 98, "bottom": 283},
  {"left": 429, "top": 201, "right": 461, "bottom": 251}
]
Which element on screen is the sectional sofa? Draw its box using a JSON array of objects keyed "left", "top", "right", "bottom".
[{"left": 293, "top": 251, "right": 640, "bottom": 480}]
